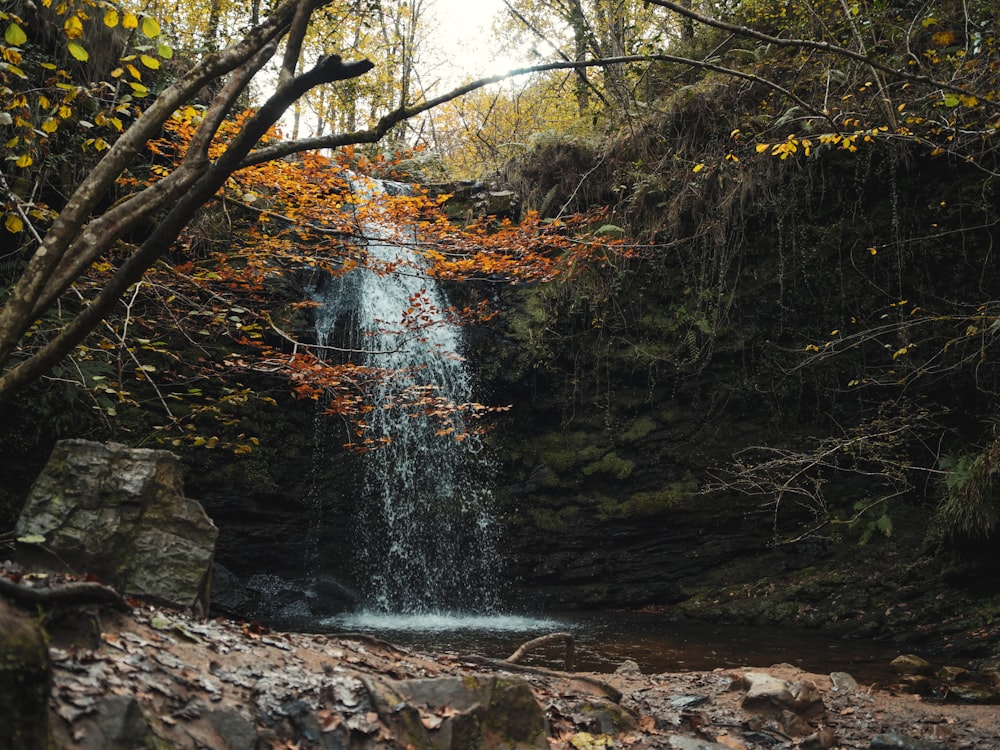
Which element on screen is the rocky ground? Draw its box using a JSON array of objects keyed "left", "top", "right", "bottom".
[{"left": 5, "top": 593, "right": 999, "bottom": 750}]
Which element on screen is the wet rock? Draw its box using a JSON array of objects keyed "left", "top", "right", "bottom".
[
  {"left": 15, "top": 439, "right": 217, "bottom": 613},
  {"left": 211, "top": 563, "right": 248, "bottom": 616},
  {"left": 896, "top": 674, "right": 933, "bottom": 695},
  {"left": 934, "top": 665, "right": 969, "bottom": 682},
  {"left": 889, "top": 654, "right": 933, "bottom": 676},
  {"left": 946, "top": 683, "right": 1000, "bottom": 704},
  {"left": 870, "top": 732, "right": 946, "bottom": 749},
  {"left": 974, "top": 655, "right": 1000, "bottom": 674},
  {"left": 0, "top": 600, "right": 51, "bottom": 750}
]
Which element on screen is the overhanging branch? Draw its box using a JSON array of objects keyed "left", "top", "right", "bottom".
[{"left": 240, "top": 53, "right": 832, "bottom": 167}]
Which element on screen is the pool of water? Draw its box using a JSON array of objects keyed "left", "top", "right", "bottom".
[{"left": 318, "top": 610, "right": 912, "bottom": 686}]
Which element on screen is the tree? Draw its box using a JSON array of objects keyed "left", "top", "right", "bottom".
[{"left": 0, "top": 0, "right": 622, "bottom": 406}]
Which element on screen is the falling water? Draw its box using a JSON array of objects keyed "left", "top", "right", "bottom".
[{"left": 310, "top": 177, "right": 502, "bottom": 616}]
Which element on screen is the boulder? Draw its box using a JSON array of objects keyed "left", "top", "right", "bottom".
[
  {"left": 0, "top": 600, "right": 51, "bottom": 750},
  {"left": 15, "top": 439, "right": 217, "bottom": 613},
  {"left": 383, "top": 674, "right": 549, "bottom": 749},
  {"left": 889, "top": 654, "right": 933, "bottom": 676}
]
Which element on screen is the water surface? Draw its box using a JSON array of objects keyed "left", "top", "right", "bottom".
[{"left": 320, "top": 610, "right": 910, "bottom": 685}]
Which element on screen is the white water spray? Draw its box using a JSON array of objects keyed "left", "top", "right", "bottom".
[{"left": 310, "top": 177, "right": 502, "bottom": 615}]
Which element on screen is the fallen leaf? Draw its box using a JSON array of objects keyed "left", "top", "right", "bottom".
[
  {"left": 420, "top": 711, "right": 444, "bottom": 730},
  {"left": 317, "top": 709, "right": 342, "bottom": 732}
]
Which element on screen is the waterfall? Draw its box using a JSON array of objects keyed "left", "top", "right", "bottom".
[{"left": 310, "top": 177, "right": 502, "bottom": 616}]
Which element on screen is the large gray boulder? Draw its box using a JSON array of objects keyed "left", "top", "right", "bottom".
[{"left": 15, "top": 439, "right": 217, "bottom": 613}]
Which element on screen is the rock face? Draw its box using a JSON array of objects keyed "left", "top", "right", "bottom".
[{"left": 14, "top": 439, "right": 217, "bottom": 613}]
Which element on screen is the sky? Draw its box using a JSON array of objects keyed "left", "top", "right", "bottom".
[{"left": 425, "top": 0, "right": 528, "bottom": 83}]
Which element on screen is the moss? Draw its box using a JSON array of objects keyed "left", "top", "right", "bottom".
[
  {"left": 583, "top": 451, "right": 634, "bottom": 480},
  {"left": 529, "top": 506, "right": 580, "bottom": 532},
  {"left": 0, "top": 602, "right": 51, "bottom": 750},
  {"left": 530, "top": 431, "right": 607, "bottom": 474},
  {"left": 622, "top": 415, "right": 657, "bottom": 443}
]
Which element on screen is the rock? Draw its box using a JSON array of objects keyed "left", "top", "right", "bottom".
[
  {"left": 870, "top": 732, "right": 946, "bottom": 749},
  {"left": 77, "top": 695, "right": 158, "bottom": 750},
  {"left": 388, "top": 674, "right": 548, "bottom": 749},
  {"left": 829, "top": 671, "right": 859, "bottom": 692},
  {"left": 974, "top": 655, "right": 1000, "bottom": 674},
  {"left": 615, "top": 659, "right": 642, "bottom": 675},
  {"left": 208, "top": 708, "right": 257, "bottom": 750},
  {"left": 210, "top": 563, "right": 248, "bottom": 616},
  {"left": 575, "top": 700, "right": 638, "bottom": 734},
  {"left": 664, "top": 737, "right": 738, "bottom": 749},
  {"left": 896, "top": 674, "right": 933, "bottom": 695},
  {"left": 0, "top": 600, "right": 51, "bottom": 750},
  {"left": 800, "top": 727, "right": 839, "bottom": 749},
  {"left": 889, "top": 654, "right": 933, "bottom": 676},
  {"left": 15, "top": 439, "right": 218, "bottom": 613},
  {"left": 934, "top": 665, "right": 969, "bottom": 681},
  {"left": 946, "top": 683, "right": 1000, "bottom": 704},
  {"left": 733, "top": 671, "right": 823, "bottom": 713}
]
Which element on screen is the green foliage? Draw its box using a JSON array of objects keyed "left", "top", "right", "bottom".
[{"left": 930, "top": 439, "right": 1000, "bottom": 544}]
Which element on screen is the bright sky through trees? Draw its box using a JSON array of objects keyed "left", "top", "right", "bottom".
[{"left": 427, "top": 0, "right": 525, "bottom": 81}]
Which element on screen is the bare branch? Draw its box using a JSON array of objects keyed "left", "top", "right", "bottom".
[
  {"left": 643, "top": 0, "right": 995, "bottom": 106},
  {"left": 241, "top": 53, "right": 832, "bottom": 167}
]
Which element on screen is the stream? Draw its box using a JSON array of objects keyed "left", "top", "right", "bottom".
[{"left": 319, "top": 610, "right": 912, "bottom": 686}]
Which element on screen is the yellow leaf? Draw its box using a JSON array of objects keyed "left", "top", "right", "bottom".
[
  {"left": 67, "top": 41, "right": 89, "bottom": 61},
  {"left": 4, "top": 213, "right": 24, "bottom": 233},
  {"left": 41, "top": 117, "right": 58, "bottom": 133},
  {"left": 63, "top": 15, "right": 84, "bottom": 39},
  {"left": 58, "top": 104, "right": 72, "bottom": 118},
  {"left": 122, "top": 12, "right": 139, "bottom": 29},
  {"left": 141, "top": 16, "right": 161, "bottom": 38},
  {"left": 15, "top": 153, "right": 33, "bottom": 167},
  {"left": 692, "top": 163, "right": 705, "bottom": 173},
  {"left": 140, "top": 54, "right": 160, "bottom": 69},
  {"left": 869, "top": 247, "right": 877, "bottom": 255},
  {"left": 127, "top": 63, "right": 141, "bottom": 80},
  {"left": 755, "top": 143, "right": 769, "bottom": 153},
  {"left": 4, "top": 22, "right": 27, "bottom": 46},
  {"left": 128, "top": 82, "right": 148, "bottom": 96},
  {"left": 157, "top": 43, "right": 173, "bottom": 59},
  {"left": 103, "top": 9, "right": 119, "bottom": 27}
]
